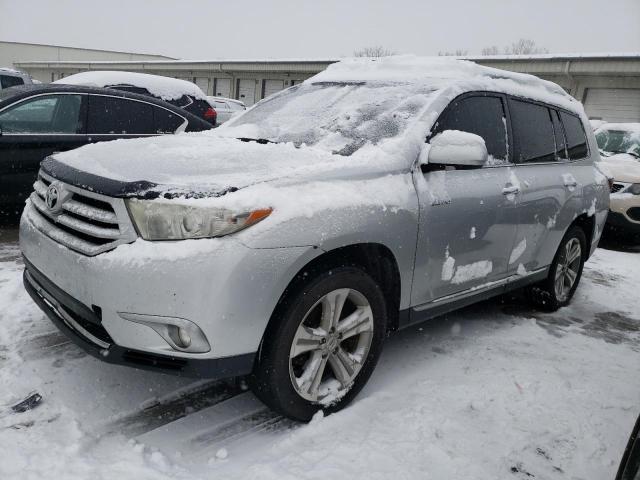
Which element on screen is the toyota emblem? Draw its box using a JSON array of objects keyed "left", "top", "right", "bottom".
[{"left": 45, "top": 185, "right": 61, "bottom": 212}]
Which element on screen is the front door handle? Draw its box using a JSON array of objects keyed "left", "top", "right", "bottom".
[
  {"left": 502, "top": 185, "right": 520, "bottom": 195},
  {"left": 564, "top": 181, "right": 578, "bottom": 188}
]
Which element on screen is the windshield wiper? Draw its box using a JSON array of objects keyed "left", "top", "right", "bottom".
[{"left": 237, "top": 137, "right": 275, "bottom": 145}]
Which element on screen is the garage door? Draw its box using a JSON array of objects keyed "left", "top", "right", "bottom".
[
  {"left": 584, "top": 88, "right": 640, "bottom": 122},
  {"left": 214, "top": 78, "right": 231, "bottom": 98},
  {"left": 237, "top": 79, "right": 256, "bottom": 106},
  {"left": 195, "top": 77, "right": 210, "bottom": 95},
  {"left": 263, "top": 80, "right": 284, "bottom": 99}
]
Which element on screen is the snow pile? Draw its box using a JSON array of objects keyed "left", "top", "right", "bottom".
[{"left": 54, "top": 71, "right": 207, "bottom": 100}]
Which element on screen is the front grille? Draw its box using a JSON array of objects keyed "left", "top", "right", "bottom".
[
  {"left": 611, "top": 183, "right": 626, "bottom": 194},
  {"left": 628, "top": 207, "right": 640, "bottom": 222},
  {"left": 26, "top": 170, "right": 138, "bottom": 256}
]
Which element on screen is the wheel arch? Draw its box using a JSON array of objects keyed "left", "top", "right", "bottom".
[
  {"left": 572, "top": 213, "right": 596, "bottom": 258},
  {"left": 262, "top": 242, "right": 404, "bottom": 349}
]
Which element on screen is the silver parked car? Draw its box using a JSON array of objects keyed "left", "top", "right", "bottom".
[
  {"left": 206, "top": 96, "right": 246, "bottom": 124},
  {"left": 19, "top": 57, "right": 609, "bottom": 421}
]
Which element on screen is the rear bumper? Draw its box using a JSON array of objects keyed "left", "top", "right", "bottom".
[{"left": 23, "top": 258, "right": 255, "bottom": 379}]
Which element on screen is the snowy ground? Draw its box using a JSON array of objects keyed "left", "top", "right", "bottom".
[{"left": 0, "top": 225, "right": 639, "bottom": 480}]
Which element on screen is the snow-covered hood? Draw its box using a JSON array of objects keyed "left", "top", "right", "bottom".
[
  {"left": 599, "top": 154, "right": 640, "bottom": 183},
  {"left": 46, "top": 132, "right": 406, "bottom": 198}
]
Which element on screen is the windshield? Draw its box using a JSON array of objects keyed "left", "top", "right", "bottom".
[
  {"left": 596, "top": 128, "right": 640, "bottom": 158},
  {"left": 222, "top": 81, "right": 437, "bottom": 156}
]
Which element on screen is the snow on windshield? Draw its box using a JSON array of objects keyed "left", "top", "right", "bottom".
[
  {"left": 596, "top": 123, "right": 640, "bottom": 157},
  {"left": 54, "top": 71, "right": 207, "bottom": 101},
  {"left": 223, "top": 81, "right": 439, "bottom": 156}
]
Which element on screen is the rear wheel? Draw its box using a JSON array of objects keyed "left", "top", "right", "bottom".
[
  {"left": 250, "top": 266, "right": 387, "bottom": 421},
  {"left": 528, "top": 225, "right": 587, "bottom": 311}
]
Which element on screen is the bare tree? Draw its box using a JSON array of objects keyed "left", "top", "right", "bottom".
[
  {"left": 437, "top": 49, "right": 468, "bottom": 56},
  {"left": 504, "top": 38, "right": 549, "bottom": 55},
  {"left": 481, "top": 45, "right": 500, "bottom": 56},
  {"left": 353, "top": 46, "right": 396, "bottom": 57}
]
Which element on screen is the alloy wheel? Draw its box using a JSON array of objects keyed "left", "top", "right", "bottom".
[
  {"left": 554, "top": 237, "right": 582, "bottom": 302},
  {"left": 288, "top": 288, "right": 374, "bottom": 404}
]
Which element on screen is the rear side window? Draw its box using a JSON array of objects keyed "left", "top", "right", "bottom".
[
  {"left": 0, "top": 75, "right": 24, "bottom": 89},
  {"left": 88, "top": 95, "right": 154, "bottom": 134},
  {"left": 559, "top": 112, "right": 589, "bottom": 160},
  {"left": 433, "top": 95, "right": 508, "bottom": 164},
  {"left": 509, "top": 99, "right": 556, "bottom": 163},
  {"left": 153, "top": 107, "right": 184, "bottom": 134},
  {"left": 551, "top": 110, "right": 568, "bottom": 160}
]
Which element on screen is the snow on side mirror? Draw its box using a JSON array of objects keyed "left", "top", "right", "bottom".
[{"left": 426, "top": 130, "right": 488, "bottom": 167}]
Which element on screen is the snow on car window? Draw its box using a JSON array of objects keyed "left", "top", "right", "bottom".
[
  {"left": 223, "top": 82, "right": 437, "bottom": 156},
  {"left": 596, "top": 127, "right": 640, "bottom": 158}
]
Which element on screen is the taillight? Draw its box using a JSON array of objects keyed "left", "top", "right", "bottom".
[{"left": 204, "top": 107, "right": 217, "bottom": 123}]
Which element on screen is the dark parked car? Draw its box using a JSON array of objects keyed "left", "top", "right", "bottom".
[
  {"left": 617, "top": 414, "right": 640, "bottom": 480},
  {"left": 55, "top": 71, "right": 217, "bottom": 126},
  {"left": 0, "top": 84, "right": 212, "bottom": 217}
]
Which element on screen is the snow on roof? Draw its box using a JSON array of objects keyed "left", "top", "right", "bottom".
[
  {"left": 0, "top": 67, "right": 25, "bottom": 75},
  {"left": 596, "top": 123, "right": 640, "bottom": 133},
  {"left": 15, "top": 52, "right": 640, "bottom": 66},
  {"left": 309, "top": 55, "right": 578, "bottom": 111},
  {"left": 54, "top": 71, "right": 206, "bottom": 100}
]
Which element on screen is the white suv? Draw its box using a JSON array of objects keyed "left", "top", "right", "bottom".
[{"left": 0, "top": 68, "right": 33, "bottom": 90}]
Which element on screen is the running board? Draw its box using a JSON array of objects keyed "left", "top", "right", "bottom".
[{"left": 400, "top": 267, "right": 548, "bottom": 329}]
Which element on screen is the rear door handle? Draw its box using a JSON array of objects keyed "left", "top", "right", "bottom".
[
  {"left": 564, "top": 181, "right": 578, "bottom": 188},
  {"left": 502, "top": 185, "right": 520, "bottom": 195}
]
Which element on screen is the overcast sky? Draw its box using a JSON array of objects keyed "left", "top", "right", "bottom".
[{"left": 1, "top": 0, "right": 639, "bottom": 59}]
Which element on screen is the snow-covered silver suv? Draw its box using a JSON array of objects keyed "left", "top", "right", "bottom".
[{"left": 20, "top": 57, "right": 609, "bottom": 421}]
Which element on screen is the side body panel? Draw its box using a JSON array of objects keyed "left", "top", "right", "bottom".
[{"left": 411, "top": 165, "right": 519, "bottom": 305}]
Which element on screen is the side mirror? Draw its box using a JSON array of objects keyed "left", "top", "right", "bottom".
[{"left": 426, "top": 130, "right": 488, "bottom": 167}]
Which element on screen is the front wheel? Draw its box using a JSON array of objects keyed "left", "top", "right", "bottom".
[
  {"left": 528, "top": 225, "right": 587, "bottom": 311},
  {"left": 250, "top": 266, "right": 387, "bottom": 421}
]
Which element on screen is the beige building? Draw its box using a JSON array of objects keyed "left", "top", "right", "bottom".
[
  {"left": 9, "top": 48, "right": 640, "bottom": 122},
  {"left": 1, "top": 40, "right": 174, "bottom": 80}
]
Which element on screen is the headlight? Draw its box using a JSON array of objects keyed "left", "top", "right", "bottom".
[
  {"left": 629, "top": 183, "right": 640, "bottom": 195},
  {"left": 126, "top": 199, "right": 272, "bottom": 240}
]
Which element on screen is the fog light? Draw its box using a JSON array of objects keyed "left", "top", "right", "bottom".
[
  {"left": 118, "top": 312, "right": 210, "bottom": 353},
  {"left": 177, "top": 327, "right": 191, "bottom": 348}
]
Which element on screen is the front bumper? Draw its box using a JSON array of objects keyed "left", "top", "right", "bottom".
[
  {"left": 23, "top": 259, "right": 254, "bottom": 378},
  {"left": 606, "top": 210, "right": 640, "bottom": 235},
  {"left": 20, "top": 202, "right": 319, "bottom": 374}
]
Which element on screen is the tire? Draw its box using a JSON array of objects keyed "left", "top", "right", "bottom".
[
  {"left": 528, "top": 225, "right": 587, "bottom": 312},
  {"left": 250, "top": 266, "right": 387, "bottom": 422}
]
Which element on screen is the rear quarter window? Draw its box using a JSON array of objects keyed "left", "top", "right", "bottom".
[
  {"left": 88, "top": 95, "right": 154, "bottom": 134},
  {"left": 153, "top": 107, "right": 184, "bottom": 134},
  {"left": 509, "top": 99, "right": 556, "bottom": 163},
  {"left": 559, "top": 111, "right": 589, "bottom": 160},
  {"left": 0, "top": 75, "right": 24, "bottom": 89}
]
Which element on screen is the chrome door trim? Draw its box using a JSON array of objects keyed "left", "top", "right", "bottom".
[{"left": 412, "top": 266, "right": 547, "bottom": 312}]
